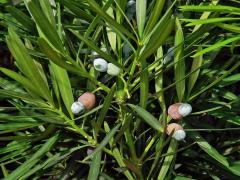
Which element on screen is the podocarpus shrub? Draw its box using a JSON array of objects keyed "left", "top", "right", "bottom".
[{"left": 0, "top": 0, "right": 240, "bottom": 179}]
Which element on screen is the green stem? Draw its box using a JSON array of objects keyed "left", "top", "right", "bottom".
[
  {"left": 120, "top": 106, "right": 138, "bottom": 162},
  {"left": 139, "top": 134, "right": 158, "bottom": 162},
  {"left": 56, "top": 109, "right": 95, "bottom": 144},
  {"left": 128, "top": 48, "right": 140, "bottom": 83},
  {"left": 125, "top": 127, "right": 138, "bottom": 161},
  {"left": 147, "top": 133, "right": 165, "bottom": 178}
]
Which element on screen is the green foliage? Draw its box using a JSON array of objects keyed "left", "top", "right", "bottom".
[{"left": 0, "top": 0, "right": 240, "bottom": 179}]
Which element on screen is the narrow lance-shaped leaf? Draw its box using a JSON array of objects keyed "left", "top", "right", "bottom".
[
  {"left": 6, "top": 6, "right": 35, "bottom": 31},
  {"left": 190, "top": 61, "right": 240, "bottom": 101},
  {"left": 96, "top": 85, "right": 116, "bottom": 132},
  {"left": 0, "top": 89, "right": 46, "bottom": 107},
  {"left": 87, "top": 0, "right": 136, "bottom": 42},
  {"left": 188, "top": 129, "right": 229, "bottom": 167},
  {"left": 179, "top": 5, "right": 240, "bottom": 14},
  {"left": 87, "top": 151, "right": 102, "bottom": 180},
  {"left": 0, "top": 67, "right": 42, "bottom": 99},
  {"left": 136, "top": 0, "right": 146, "bottom": 39},
  {"left": 140, "top": 15, "right": 175, "bottom": 61},
  {"left": 106, "top": 5, "right": 117, "bottom": 52},
  {"left": 155, "top": 47, "right": 166, "bottom": 111},
  {"left": 157, "top": 139, "right": 178, "bottom": 180},
  {"left": 188, "top": 46, "right": 203, "bottom": 95},
  {"left": 182, "top": 17, "right": 240, "bottom": 26},
  {"left": 63, "top": 0, "right": 94, "bottom": 22},
  {"left": 192, "top": 36, "right": 240, "bottom": 57},
  {"left": 50, "top": 63, "right": 74, "bottom": 118},
  {"left": 38, "top": 38, "right": 85, "bottom": 76},
  {"left": 174, "top": 18, "right": 185, "bottom": 102},
  {"left": 6, "top": 28, "right": 52, "bottom": 103},
  {"left": 39, "top": 0, "right": 56, "bottom": 24},
  {"left": 34, "top": 1, "right": 75, "bottom": 118},
  {"left": 217, "top": 23, "right": 240, "bottom": 34},
  {"left": 0, "top": 77, "right": 25, "bottom": 93},
  {"left": 128, "top": 104, "right": 164, "bottom": 132},
  {"left": 143, "top": 0, "right": 176, "bottom": 43},
  {"left": 69, "top": 29, "right": 121, "bottom": 67},
  {"left": 1, "top": 164, "right": 8, "bottom": 178},
  {"left": 140, "top": 59, "right": 149, "bottom": 109},
  {"left": 26, "top": 1, "right": 64, "bottom": 52},
  {"left": 192, "top": 0, "right": 219, "bottom": 32},
  {"left": 5, "top": 134, "right": 58, "bottom": 180},
  {"left": 21, "top": 146, "right": 89, "bottom": 179},
  {"left": 144, "top": 0, "right": 166, "bottom": 35}
]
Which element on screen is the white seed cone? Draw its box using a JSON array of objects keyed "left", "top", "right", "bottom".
[
  {"left": 163, "top": 47, "right": 175, "bottom": 64},
  {"left": 163, "top": 55, "right": 172, "bottom": 65},
  {"left": 87, "top": 148, "right": 94, "bottom": 156},
  {"left": 178, "top": 103, "right": 192, "bottom": 117},
  {"left": 127, "top": 0, "right": 136, "bottom": 6},
  {"left": 167, "top": 47, "right": 175, "bottom": 57},
  {"left": 91, "top": 51, "right": 98, "bottom": 56},
  {"left": 71, "top": 102, "right": 85, "bottom": 114},
  {"left": 173, "top": 130, "right": 186, "bottom": 141},
  {"left": 92, "top": 48, "right": 106, "bottom": 56},
  {"left": 93, "top": 58, "right": 108, "bottom": 72},
  {"left": 107, "top": 63, "right": 121, "bottom": 76}
]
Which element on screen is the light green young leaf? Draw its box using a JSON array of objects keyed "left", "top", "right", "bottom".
[
  {"left": 144, "top": 0, "right": 166, "bottom": 35},
  {"left": 136, "top": 0, "right": 146, "bottom": 39},
  {"left": 192, "top": 0, "right": 219, "bottom": 32},
  {"left": 179, "top": 5, "right": 240, "bottom": 14},
  {"left": 87, "top": 0, "right": 136, "bottom": 42},
  {"left": 182, "top": 18, "right": 240, "bottom": 26},
  {"left": 0, "top": 122, "right": 41, "bottom": 131},
  {"left": 1, "top": 164, "right": 9, "bottom": 178},
  {"left": 217, "top": 23, "right": 240, "bottom": 34},
  {"left": 192, "top": 36, "right": 240, "bottom": 57}
]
